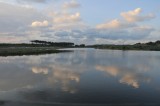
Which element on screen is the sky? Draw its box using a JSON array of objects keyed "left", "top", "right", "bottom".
[{"left": 0, "top": 0, "right": 160, "bottom": 44}]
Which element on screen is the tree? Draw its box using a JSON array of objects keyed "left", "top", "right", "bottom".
[{"left": 30, "top": 40, "right": 74, "bottom": 47}]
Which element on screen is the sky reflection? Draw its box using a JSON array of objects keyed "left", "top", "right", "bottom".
[
  {"left": 0, "top": 49, "right": 160, "bottom": 104},
  {"left": 96, "top": 65, "right": 151, "bottom": 88}
]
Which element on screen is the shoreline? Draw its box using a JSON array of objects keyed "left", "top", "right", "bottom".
[
  {"left": 0, "top": 47, "right": 72, "bottom": 56},
  {"left": 91, "top": 45, "right": 160, "bottom": 51}
]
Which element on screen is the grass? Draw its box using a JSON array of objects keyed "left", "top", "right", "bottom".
[
  {"left": 1, "top": 40, "right": 160, "bottom": 56},
  {"left": 90, "top": 44, "right": 160, "bottom": 51},
  {"left": 0, "top": 47, "right": 71, "bottom": 56}
]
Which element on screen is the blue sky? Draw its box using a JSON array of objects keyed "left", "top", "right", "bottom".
[
  {"left": 0, "top": 0, "right": 160, "bottom": 44},
  {"left": 78, "top": 0, "right": 160, "bottom": 25}
]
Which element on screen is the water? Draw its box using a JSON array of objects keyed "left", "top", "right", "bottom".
[{"left": 0, "top": 48, "right": 160, "bottom": 106}]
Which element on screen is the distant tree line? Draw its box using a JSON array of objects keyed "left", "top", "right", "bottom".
[
  {"left": 75, "top": 44, "right": 86, "bottom": 47},
  {"left": 135, "top": 40, "right": 160, "bottom": 46},
  {"left": 91, "top": 40, "right": 160, "bottom": 51},
  {"left": 31, "top": 40, "right": 74, "bottom": 47}
]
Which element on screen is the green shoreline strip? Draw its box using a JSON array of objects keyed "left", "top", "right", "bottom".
[{"left": 0, "top": 47, "right": 71, "bottom": 56}]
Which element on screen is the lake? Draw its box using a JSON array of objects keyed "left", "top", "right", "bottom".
[{"left": 0, "top": 48, "right": 160, "bottom": 106}]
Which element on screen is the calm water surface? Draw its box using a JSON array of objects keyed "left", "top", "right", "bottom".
[{"left": 0, "top": 48, "right": 160, "bottom": 106}]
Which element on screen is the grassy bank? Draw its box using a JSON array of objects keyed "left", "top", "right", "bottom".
[
  {"left": 90, "top": 41, "right": 160, "bottom": 51},
  {"left": 0, "top": 47, "right": 71, "bottom": 56},
  {"left": 91, "top": 45, "right": 160, "bottom": 51}
]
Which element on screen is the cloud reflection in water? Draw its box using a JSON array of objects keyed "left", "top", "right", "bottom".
[
  {"left": 0, "top": 49, "right": 160, "bottom": 104},
  {"left": 96, "top": 65, "right": 151, "bottom": 88}
]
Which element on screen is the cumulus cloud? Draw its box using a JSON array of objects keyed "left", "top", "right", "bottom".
[
  {"left": 31, "top": 20, "right": 49, "bottom": 27},
  {"left": 96, "top": 8, "right": 155, "bottom": 30},
  {"left": 53, "top": 12, "right": 81, "bottom": 23},
  {"left": 121, "top": 8, "right": 155, "bottom": 22},
  {"left": 95, "top": 8, "right": 156, "bottom": 41},
  {"left": 63, "top": 0, "right": 81, "bottom": 9},
  {"left": 0, "top": 0, "right": 158, "bottom": 44},
  {"left": 50, "top": 11, "right": 86, "bottom": 30},
  {"left": 96, "top": 19, "right": 136, "bottom": 29}
]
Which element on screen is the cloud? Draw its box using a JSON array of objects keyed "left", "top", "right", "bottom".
[
  {"left": 96, "top": 8, "right": 155, "bottom": 30},
  {"left": 131, "top": 26, "right": 154, "bottom": 36},
  {"left": 147, "top": 29, "right": 160, "bottom": 40},
  {"left": 50, "top": 11, "right": 87, "bottom": 30},
  {"left": 0, "top": 2, "right": 50, "bottom": 43},
  {"left": 24, "top": 1, "right": 87, "bottom": 43},
  {"left": 94, "top": 25, "right": 154, "bottom": 40},
  {"left": 95, "top": 8, "right": 156, "bottom": 41},
  {"left": 0, "top": 2, "right": 46, "bottom": 32},
  {"left": 42, "top": 24, "right": 154, "bottom": 44},
  {"left": 16, "top": 0, "right": 48, "bottom": 3},
  {"left": 121, "top": 8, "right": 155, "bottom": 22},
  {"left": 0, "top": 0, "right": 157, "bottom": 44},
  {"left": 0, "top": 0, "right": 49, "bottom": 5},
  {"left": 96, "top": 19, "right": 136, "bottom": 29},
  {"left": 63, "top": 0, "right": 81, "bottom": 9},
  {"left": 31, "top": 20, "right": 49, "bottom": 27},
  {"left": 0, "top": 36, "right": 26, "bottom": 43},
  {"left": 17, "top": 0, "right": 47, "bottom": 3},
  {"left": 53, "top": 12, "right": 81, "bottom": 23}
]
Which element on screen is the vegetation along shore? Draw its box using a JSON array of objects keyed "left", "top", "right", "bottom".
[
  {"left": 90, "top": 40, "right": 160, "bottom": 51},
  {"left": 0, "top": 40, "right": 160, "bottom": 56},
  {"left": 0, "top": 41, "right": 75, "bottom": 56}
]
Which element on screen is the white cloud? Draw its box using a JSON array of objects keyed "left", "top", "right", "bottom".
[
  {"left": 26, "top": 6, "right": 154, "bottom": 44},
  {"left": 0, "top": 0, "right": 158, "bottom": 44},
  {"left": 50, "top": 11, "right": 87, "bottom": 30},
  {"left": 96, "top": 8, "right": 155, "bottom": 30},
  {"left": 31, "top": 20, "right": 49, "bottom": 27},
  {"left": 121, "top": 8, "right": 155, "bottom": 22},
  {"left": 96, "top": 19, "right": 136, "bottom": 29},
  {"left": 63, "top": 0, "right": 80, "bottom": 9},
  {"left": 53, "top": 12, "right": 81, "bottom": 23},
  {"left": 95, "top": 8, "right": 156, "bottom": 41},
  {"left": 52, "top": 22, "right": 87, "bottom": 30}
]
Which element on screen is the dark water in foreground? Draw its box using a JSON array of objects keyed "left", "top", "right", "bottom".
[{"left": 0, "top": 48, "right": 160, "bottom": 106}]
